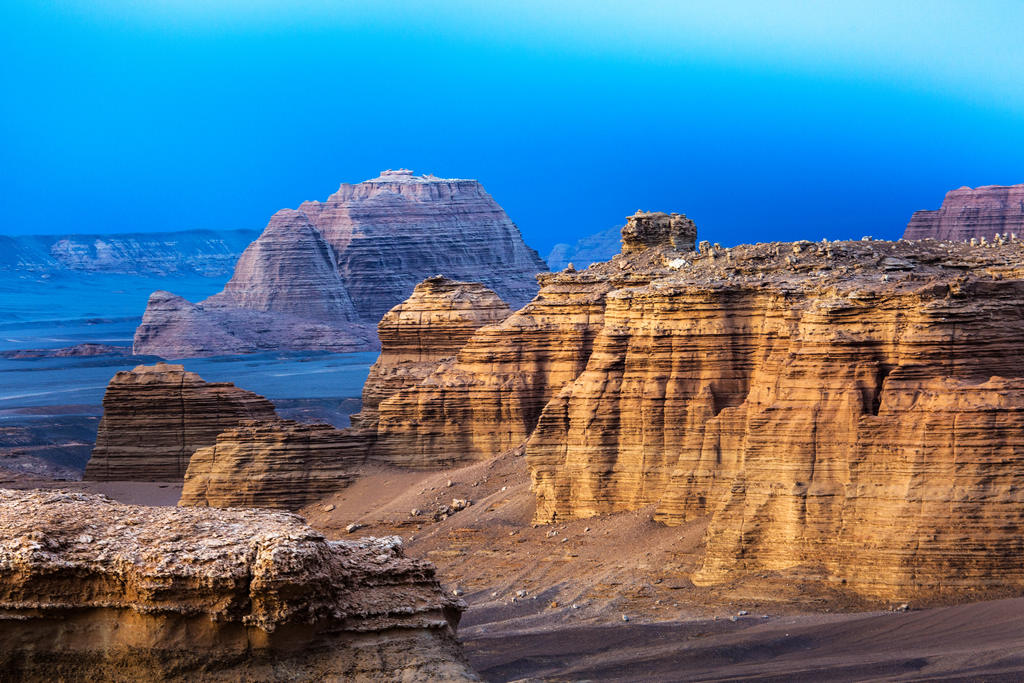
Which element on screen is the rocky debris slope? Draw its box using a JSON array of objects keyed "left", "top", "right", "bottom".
[
  {"left": 367, "top": 210, "right": 1024, "bottom": 601},
  {"left": 0, "top": 229, "right": 256, "bottom": 277},
  {"left": 83, "top": 363, "right": 277, "bottom": 481},
  {"left": 133, "top": 170, "right": 546, "bottom": 357},
  {"left": 0, "top": 489, "right": 477, "bottom": 681},
  {"left": 904, "top": 184, "right": 1024, "bottom": 241},
  {"left": 180, "top": 419, "right": 365, "bottom": 510}
]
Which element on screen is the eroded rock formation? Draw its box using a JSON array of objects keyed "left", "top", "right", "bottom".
[
  {"left": 180, "top": 419, "right": 365, "bottom": 510},
  {"left": 369, "top": 210, "right": 1024, "bottom": 601},
  {"left": 134, "top": 170, "right": 546, "bottom": 357},
  {"left": 352, "top": 276, "right": 511, "bottom": 435},
  {"left": 0, "top": 489, "right": 476, "bottom": 681},
  {"left": 83, "top": 363, "right": 277, "bottom": 481},
  {"left": 904, "top": 184, "right": 1024, "bottom": 242},
  {"left": 369, "top": 211, "right": 691, "bottom": 468}
]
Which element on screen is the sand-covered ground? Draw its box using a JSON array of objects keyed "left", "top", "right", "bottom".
[{"left": 11, "top": 452, "right": 1024, "bottom": 681}]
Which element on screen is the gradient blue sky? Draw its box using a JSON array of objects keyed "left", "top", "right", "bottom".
[{"left": 2, "top": 1, "right": 1023, "bottom": 252}]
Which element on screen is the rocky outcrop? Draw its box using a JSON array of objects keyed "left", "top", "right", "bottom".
[
  {"left": 180, "top": 419, "right": 365, "bottom": 510},
  {"left": 365, "top": 210, "right": 1024, "bottom": 601},
  {"left": 0, "top": 343, "right": 131, "bottom": 359},
  {"left": 0, "top": 229, "right": 256, "bottom": 276},
  {"left": 132, "top": 212, "right": 378, "bottom": 357},
  {"left": 368, "top": 212, "right": 693, "bottom": 467},
  {"left": 352, "top": 276, "right": 511, "bottom": 436},
  {"left": 83, "top": 363, "right": 277, "bottom": 481},
  {"left": 0, "top": 489, "right": 476, "bottom": 681},
  {"left": 904, "top": 184, "right": 1024, "bottom": 242},
  {"left": 133, "top": 170, "right": 546, "bottom": 357}
]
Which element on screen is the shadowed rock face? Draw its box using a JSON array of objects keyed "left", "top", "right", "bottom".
[
  {"left": 904, "top": 184, "right": 1024, "bottom": 241},
  {"left": 364, "top": 211, "right": 1024, "bottom": 601},
  {"left": 83, "top": 363, "right": 277, "bottom": 481},
  {"left": 133, "top": 170, "right": 546, "bottom": 357},
  {"left": 180, "top": 419, "right": 366, "bottom": 510},
  {"left": 0, "top": 489, "right": 477, "bottom": 681}
]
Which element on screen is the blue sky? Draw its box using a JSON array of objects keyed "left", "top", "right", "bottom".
[{"left": 2, "top": 1, "right": 1023, "bottom": 253}]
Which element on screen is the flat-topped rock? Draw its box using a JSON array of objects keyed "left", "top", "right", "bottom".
[
  {"left": 904, "top": 184, "right": 1024, "bottom": 241},
  {"left": 0, "top": 489, "right": 476, "bottom": 681},
  {"left": 180, "top": 419, "right": 366, "bottom": 510},
  {"left": 83, "top": 363, "right": 277, "bottom": 481},
  {"left": 133, "top": 170, "right": 546, "bottom": 357},
  {"left": 359, "top": 213, "right": 1024, "bottom": 601}
]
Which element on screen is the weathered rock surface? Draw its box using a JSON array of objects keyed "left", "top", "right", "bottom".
[
  {"left": 904, "top": 184, "right": 1024, "bottom": 242},
  {"left": 134, "top": 170, "right": 546, "bottom": 357},
  {"left": 0, "top": 489, "right": 476, "bottom": 681},
  {"left": 369, "top": 210, "right": 1024, "bottom": 600},
  {"left": 352, "top": 275, "right": 511, "bottom": 438},
  {"left": 83, "top": 363, "right": 277, "bottom": 481},
  {"left": 180, "top": 419, "right": 365, "bottom": 510},
  {"left": 370, "top": 212, "right": 692, "bottom": 467}
]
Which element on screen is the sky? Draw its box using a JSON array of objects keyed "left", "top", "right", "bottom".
[{"left": 2, "top": 1, "right": 1023, "bottom": 254}]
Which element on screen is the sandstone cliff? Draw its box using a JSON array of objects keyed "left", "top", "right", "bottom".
[
  {"left": 180, "top": 419, "right": 365, "bottom": 510},
  {"left": 83, "top": 363, "right": 277, "bottom": 481},
  {"left": 0, "top": 489, "right": 476, "bottom": 681},
  {"left": 369, "top": 212, "right": 693, "bottom": 467},
  {"left": 904, "top": 184, "right": 1024, "bottom": 241},
  {"left": 365, "top": 210, "right": 1024, "bottom": 601},
  {"left": 352, "top": 275, "right": 512, "bottom": 437},
  {"left": 134, "top": 169, "right": 546, "bottom": 357}
]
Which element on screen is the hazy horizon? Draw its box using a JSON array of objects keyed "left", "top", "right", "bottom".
[{"left": 3, "top": 2, "right": 1023, "bottom": 252}]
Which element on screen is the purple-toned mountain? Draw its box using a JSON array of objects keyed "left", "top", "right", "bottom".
[
  {"left": 133, "top": 170, "right": 547, "bottom": 357},
  {"left": 904, "top": 184, "right": 1024, "bottom": 242}
]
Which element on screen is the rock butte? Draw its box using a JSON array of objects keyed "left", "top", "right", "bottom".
[
  {"left": 350, "top": 275, "right": 515, "bottom": 466},
  {"left": 83, "top": 363, "right": 277, "bottom": 481},
  {"left": 368, "top": 210, "right": 1024, "bottom": 601},
  {"left": 904, "top": 184, "right": 1024, "bottom": 242},
  {"left": 180, "top": 419, "right": 365, "bottom": 510},
  {"left": 133, "top": 169, "right": 546, "bottom": 357},
  {"left": 0, "top": 490, "right": 476, "bottom": 681}
]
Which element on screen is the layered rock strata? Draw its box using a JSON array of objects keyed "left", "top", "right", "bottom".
[
  {"left": 83, "top": 363, "right": 277, "bottom": 481},
  {"left": 0, "top": 489, "right": 476, "bottom": 681},
  {"left": 904, "top": 184, "right": 1024, "bottom": 241},
  {"left": 352, "top": 275, "right": 511, "bottom": 435},
  {"left": 134, "top": 169, "right": 546, "bottom": 357},
  {"left": 370, "top": 212, "right": 693, "bottom": 467},
  {"left": 372, "top": 210, "right": 1024, "bottom": 600},
  {"left": 180, "top": 419, "right": 365, "bottom": 510}
]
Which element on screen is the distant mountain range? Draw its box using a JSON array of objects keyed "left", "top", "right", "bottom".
[
  {"left": 545, "top": 226, "right": 620, "bottom": 271},
  {"left": 0, "top": 229, "right": 258, "bottom": 278}
]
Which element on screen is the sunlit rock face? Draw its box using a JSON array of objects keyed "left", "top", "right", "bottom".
[
  {"left": 904, "top": 184, "right": 1024, "bottom": 242},
  {"left": 0, "top": 489, "right": 477, "bottom": 682},
  {"left": 179, "top": 419, "right": 366, "bottom": 510},
  {"left": 354, "top": 275, "right": 511, "bottom": 432},
  {"left": 82, "top": 363, "right": 277, "bottom": 481},
  {"left": 365, "top": 209, "right": 1024, "bottom": 601},
  {"left": 133, "top": 170, "right": 546, "bottom": 357}
]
